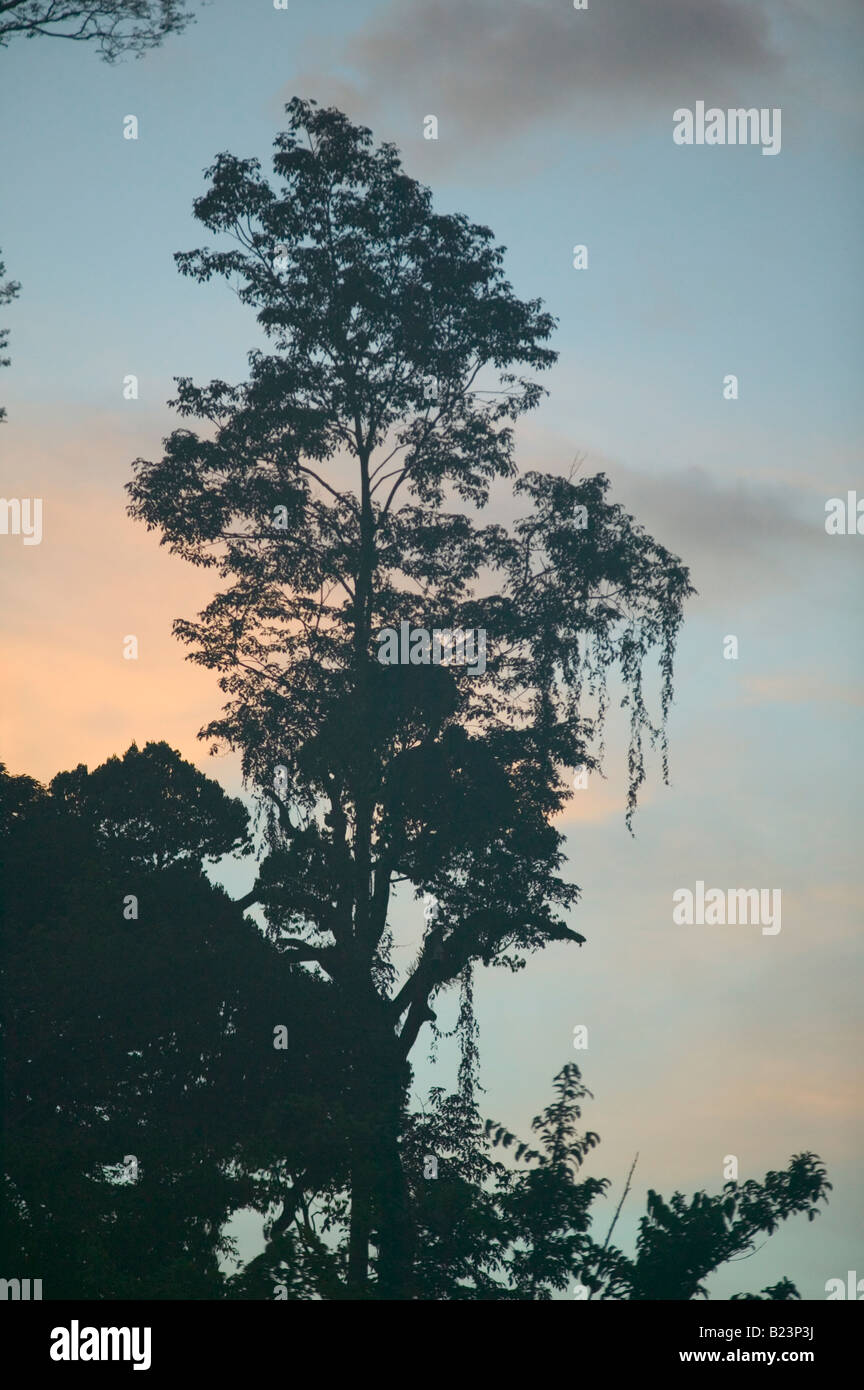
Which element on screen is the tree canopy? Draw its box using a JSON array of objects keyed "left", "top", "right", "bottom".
[
  {"left": 0, "top": 751, "right": 345, "bottom": 1297},
  {"left": 49, "top": 739, "right": 251, "bottom": 870}
]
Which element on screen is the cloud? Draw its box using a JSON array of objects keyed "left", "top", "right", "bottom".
[
  {"left": 576, "top": 461, "right": 857, "bottom": 609},
  {"left": 286, "top": 0, "right": 785, "bottom": 155},
  {"left": 488, "top": 420, "right": 856, "bottom": 611}
]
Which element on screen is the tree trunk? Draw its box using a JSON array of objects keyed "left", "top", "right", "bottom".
[
  {"left": 344, "top": 982, "right": 415, "bottom": 1299},
  {"left": 347, "top": 1156, "right": 372, "bottom": 1296},
  {"left": 374, "top": 1105, "right": 415, "bottom": 1300}
]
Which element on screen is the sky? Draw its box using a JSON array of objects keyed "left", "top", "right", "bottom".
[{"left": 1, "top": 0, "right": 862, "bottom": 1298}]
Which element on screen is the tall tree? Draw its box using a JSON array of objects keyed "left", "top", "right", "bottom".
[
  {"left": 0, "top": 1, "right": 197, "bottom": 60},
  {"left": 128, "top": 98, "right": 695, "bottom": 1297}
]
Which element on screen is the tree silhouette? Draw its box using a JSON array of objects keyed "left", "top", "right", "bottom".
[
  {"left": 0, "top": 1, "right": 197, "bottom": 60},
  {"left": 580, "top": 1148, "right": 832, "bottom": 1301},
  {"left": 50, "top": 740, "right": 251, "bottom": 870},
  {"left": 409, "top": 1067, "right": 830, "bottom": 1302},
  {"left": 127, "top": 98, "right": 695, "bottom": 1298},
  {"left": 0, "top": 750, "right": 343, "bottom": 1297}
]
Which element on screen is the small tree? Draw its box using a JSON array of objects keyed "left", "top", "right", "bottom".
[
  {"left": 581, "top": 1151, "right": 832, "bottom": 1301},
  {"left": 128, "top": 98, "right": 694, "bottom": 1297}
]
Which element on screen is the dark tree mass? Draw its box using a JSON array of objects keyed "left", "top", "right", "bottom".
[{"left": 0, "top": 754, "right": 830, "bottom": 1299}]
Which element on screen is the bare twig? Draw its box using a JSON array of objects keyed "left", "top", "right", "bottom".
[{"left": 586, "top": 1151, "right": 639, "bottom": 1300}]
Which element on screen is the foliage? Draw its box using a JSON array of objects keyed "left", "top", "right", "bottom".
[
  {"left": 49, "top": 740, "right": 251, "bottom": 870},
  {"left": 0, "top": 752, "right": 340, "bottom": 1298},
  {"left": 0, "top": 763, "right": 831, "bottom": 1300},
  {"left": 0, "top": 1, "right": 197, "bottom": 60}
]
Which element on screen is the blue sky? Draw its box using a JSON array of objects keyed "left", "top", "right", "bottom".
[{"left": 1, "top": 0, "right": 861, "bottom": 1297}]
